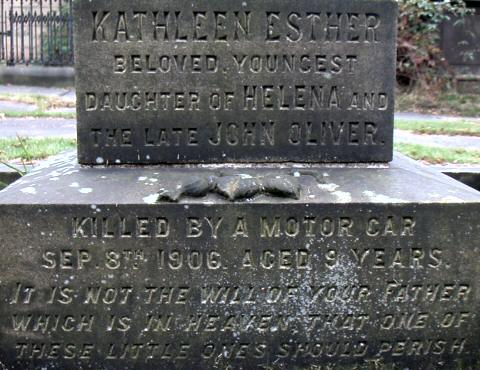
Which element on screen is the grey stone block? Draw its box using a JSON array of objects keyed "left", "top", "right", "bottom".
[
  {"left": 0, "top": 152, "right": 478, "bottom": 369},
  {"left": 74, "top": 0, "right": 397, "bottom": 165}
]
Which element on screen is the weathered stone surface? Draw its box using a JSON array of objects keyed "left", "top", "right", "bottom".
[
  {"left": 0, "top": 153, "right": 479, "bottom": 369},
  {"left": 74, "top": 0, "right": 397, "bottom": 165}
]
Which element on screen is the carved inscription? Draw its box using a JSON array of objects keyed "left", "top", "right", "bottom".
[
  {"left": 1, "top": 208, "right": 477, "bottom": 368},
  {"left": 74, "top": 0, "right": 398, "bottom": 163}
]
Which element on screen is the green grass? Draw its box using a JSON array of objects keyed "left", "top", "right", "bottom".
[
  {"left": 395, "top": 143, "right": 480, "bottom": 164},
  {"left": 437, "top": 93, "right": 480, "bottom": 117},
  {"left": 0, "top": 93, "right": 76, "bottom": 119},
  {"left": 0, "top": 93, "right": 75, "bottom": 109},
  {"left": 396, "top": 89, "right": 480, "bottom": 117},
  {"left": 395, "top": 119, "right": 480, "bottom": 136},
  {"left": 0, "top": 137, "right": 76, "bottom": 162},
  {"left": 1, "top": 110, "right": 76, "bottom": 119},
  {"left": 0, "top": 138, "right": 479, "bottom": 165}
]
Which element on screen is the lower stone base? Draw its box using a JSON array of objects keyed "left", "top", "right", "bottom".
[{"left": 0, "top": 153, "right": 479, "bottom": 369}]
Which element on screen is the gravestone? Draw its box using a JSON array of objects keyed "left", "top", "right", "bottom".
[
  {"left": 1, "top": 154, "right": 480, "bottom": 369},
  {"left": 74, "top": 0, "right": 397, "bottom": 164},
  {"left": 440, "top": 5, "right": 480, "bottom": 95},
  {"left": 1, "top": 0, "right": 480, "bottom": 369}
]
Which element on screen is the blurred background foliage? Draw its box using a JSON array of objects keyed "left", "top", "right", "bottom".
[{"left": 397, "top": 0, "right": 472, "bottom": 90}]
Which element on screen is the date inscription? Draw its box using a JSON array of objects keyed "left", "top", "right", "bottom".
[{"left": 1, "top": 208, "right": 478, "bottom": 368}]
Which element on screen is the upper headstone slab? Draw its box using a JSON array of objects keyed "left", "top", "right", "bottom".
[{"left": 74, "top": 0, "right": 397, "bottom": 165}]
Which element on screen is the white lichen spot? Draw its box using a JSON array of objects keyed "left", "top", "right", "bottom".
[
  {"left": 143, "top": 194, "right": 158, "bottom": 204},
  {"left": 21, "top": 187, "right": 37, "bottom": 195},
  {"left": 363, "top": 190, "right": 405, "bottom": 203},
  {"left": 239, "top": 174, "right": 253, "bottom": 179},
  {"left": 69, "top": 182, "right": 80, "bottom": 188},
  {"left": 79, "top": 188, "right": 93, "bottom": 194},
  {"left": 318, "top": 183, "right": 339, "bottom": 192},
  {"left": 334, "top": 191, "right": 353, "bottom": 203},
  {"left": 138, "top": 176, "right": 148, "bottom": 182},
  {"left": 293, "top": 172, "right": 301, "bottom": 177},
  {"left": 48, "top": 171, "right": 61, "bottom": 177},
  {"left": 96, "top": 157, "right": 105, "bottom": 165}
]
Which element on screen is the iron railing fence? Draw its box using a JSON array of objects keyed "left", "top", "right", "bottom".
[{"left": 0, "top": 0, "right": 74, "bottom": 66}]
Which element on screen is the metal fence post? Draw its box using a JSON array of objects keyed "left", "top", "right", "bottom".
[{"left": 1, "top": 0, "right": 74, "bottom": 66}]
